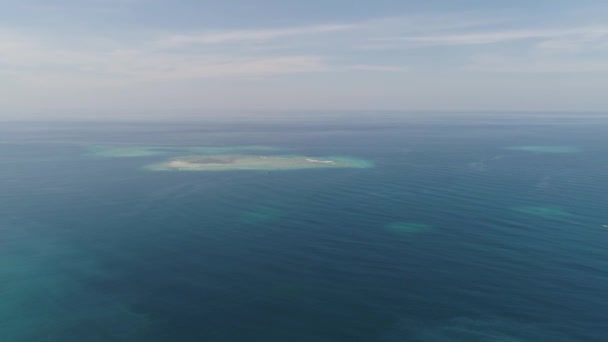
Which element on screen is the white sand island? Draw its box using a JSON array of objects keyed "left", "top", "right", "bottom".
[{"left": 145, "top": 155, "right": 372, "bottom": 171}]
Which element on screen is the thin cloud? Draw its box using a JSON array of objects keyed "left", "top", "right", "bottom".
[
  {"left": 0, "top": 29, "right": 332, "bottom": 83},
  {"left": 374, "top": 26, "right": 608, "bottom": 46},
  {"left": 467, "top": 55, "right": 608, "bottom": 73},
  {"left": 346, "top": 64, "right": 409, "bottom": 72},
  {"left": 157, "top": 24, "right": 355, "bottom": 47},
  {"left": 2, "top": 9, "right": 608, "bottom": 96}
]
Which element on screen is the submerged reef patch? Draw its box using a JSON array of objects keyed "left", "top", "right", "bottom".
[
  {"left": 506, "top": 146, "right": 580, "bottom": 153},
  {"left": 241, "top": 206, "right": 284, "bottom": 224},
  {"left": 87, "top": 146, "right": 168, "bottom": 158},
  {"left": 145, "top": 155, "right": 373, "bottom": 171},
  {"left": 0, "top": 224, "right": 151, "bottom": 341},
  {"left": 87, "top": 145, "right": 281, "bottom": 158}
]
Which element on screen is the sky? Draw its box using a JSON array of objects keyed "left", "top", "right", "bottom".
[{"left": 1, "top": 0, "right": 608, "bottom": 119}]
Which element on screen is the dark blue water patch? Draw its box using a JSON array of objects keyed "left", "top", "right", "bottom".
[{"left": 1, "top": 115, "right": 608, "bottom": 341}]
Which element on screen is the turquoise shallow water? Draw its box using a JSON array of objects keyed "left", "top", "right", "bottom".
[{"left": 1, "top": 114, "right": 608, "bottom": 341}]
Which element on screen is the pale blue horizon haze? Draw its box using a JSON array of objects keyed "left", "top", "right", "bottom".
[{"left": 2, "top": 0, "right": 608, "bottom": 119}]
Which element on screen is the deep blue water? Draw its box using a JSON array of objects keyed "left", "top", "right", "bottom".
[{"left": 1, "top": 114, "right": 608, "bottom": 341}]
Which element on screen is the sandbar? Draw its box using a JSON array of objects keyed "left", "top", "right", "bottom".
[{"left": 145, "top": 154, "right": 373, "bottom": 171}]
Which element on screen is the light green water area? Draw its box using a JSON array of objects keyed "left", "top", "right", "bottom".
[
  {"left": 506, "top": 146, "right": 581, "bottom": 153},
  {"left": 0, "top": 226, "right": 151, "bottom": 341},
  {"left": 386, "top": 222, "right": 432, "bottom": 234},
  {"left": 512, "top": 206, "right": 573, "bottom": 219},
  {"left": 87, "top": 145, "right": 372, "bottom": 171},
  {"left": 145, "top": 155, "right": 373, "bottom": 171},
  {"left": 88, "top": 145, "right": 281, "bottom": 158}
]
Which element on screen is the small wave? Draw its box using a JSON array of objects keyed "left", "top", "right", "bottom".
[{"left": 305, "top": 158, "right": 335, "bottom": 164}]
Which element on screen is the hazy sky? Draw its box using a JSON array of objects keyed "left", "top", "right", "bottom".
[{"left": 2, "top": 0, "right": 608, "bottom": 119}]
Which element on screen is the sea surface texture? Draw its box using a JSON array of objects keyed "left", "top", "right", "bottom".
[{"left": 1, "top": 114, "right": 607, "bottom": 341}]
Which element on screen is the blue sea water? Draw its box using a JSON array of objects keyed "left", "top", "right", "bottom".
[{"left": 1, "top": 113, "right": 607, "bottom": 341}]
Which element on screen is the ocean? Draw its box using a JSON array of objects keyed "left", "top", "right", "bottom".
[{"left": 1, "top": 113, "right": 607, "bottom": 341}]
